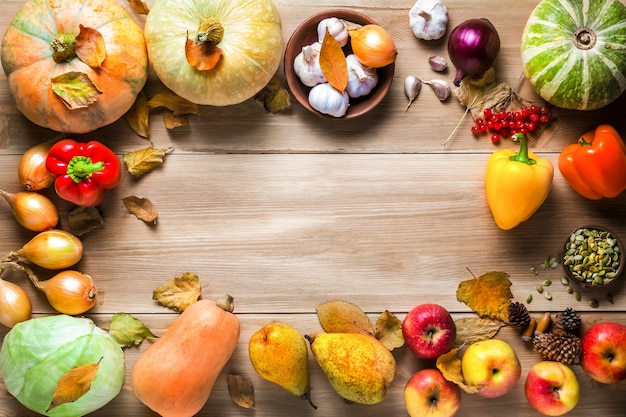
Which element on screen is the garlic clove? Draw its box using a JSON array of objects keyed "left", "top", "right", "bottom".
[
  {"left": 409, "top": 0, "right": 449, "bottom": 41},
  {"left": 404, "top": 75, "right": 422, "bottom": 110},
  {"left": 428, "top": 55, "right": 448, "bottom": 72},
  {"left": 423, "top": 79, "right": 451, "bottom": 101}
]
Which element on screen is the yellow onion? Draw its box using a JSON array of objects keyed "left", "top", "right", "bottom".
[
  {"left": 0, "top": 190, "right": 59, "bottom": 231},
  {"left": 349, "top": 24, "right": 397, "bottom": 68},
  {"left": 16, "top": 229, "right": 83, "bottom": 270},
  {"left": 36, "top": 270, "right": 97, "bottom": 315},
  {"left": 18, "top": 139, "right": 56, "bottom": 191},
  {"left": 0, "top": 279, "right": 32, "bottom": 328}
]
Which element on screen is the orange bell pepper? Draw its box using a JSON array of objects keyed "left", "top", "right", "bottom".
[{"left": 558, "top": 124, "right": 626, "bottom": 200}]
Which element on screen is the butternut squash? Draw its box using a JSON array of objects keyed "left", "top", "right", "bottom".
[{"left": 130, "top": 295, "right": 240, "bottom": 417}]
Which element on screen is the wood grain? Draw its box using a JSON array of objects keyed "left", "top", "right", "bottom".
[{"left": 1, "top": 0, "right": 625, "bottom": 416}]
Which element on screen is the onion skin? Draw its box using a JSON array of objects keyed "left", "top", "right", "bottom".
[
  {"left": 17, "top": 229, "right": 83, "bottom": 270},
  {"left": 18, "top": 140, "right": 56, "bottom": 191},
  {"left": 350, "top": 24, "right": 397, "bottom": 68},
  {"left": 0, "top": 190, "right": 59, "bottom": 231},
  {"left": 38, "top": 270, "right": 97, "bottom": 315},
  {"left": 447, "top": 18, "right": 500, "bottom": 86},
  {"left": 0, "top": 280, "right": 32, "bottom": 328}
]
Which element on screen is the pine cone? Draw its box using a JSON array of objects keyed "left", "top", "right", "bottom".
[
  {"left": 508, "top": 301, "right": 531, "bottom": 328},
  {"left": 552, "top": 308, "right": 582, "bottom": 336},
  {"left": 533, "top": 332, "right": 582, "bottom": 365}
]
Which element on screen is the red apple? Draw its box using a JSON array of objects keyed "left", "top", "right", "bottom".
[
  {"left": 581, "top": 321, "right": 626, "bottom": 384},
  {"left": 404, "top": 368, "right": 461, "bottom": 417},
  {"left": 461, "top": 339, "right": 521, "bottom": 398},
  {"left": 402, "top": 304, "right": 456, "bottom": 359},
  {"left": 524, "top": 361, "right": 580, "bottom": 416}
]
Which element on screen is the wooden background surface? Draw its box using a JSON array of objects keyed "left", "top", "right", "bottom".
[{"left": 1, "top": 0, "right": 626, "bottom": 416}]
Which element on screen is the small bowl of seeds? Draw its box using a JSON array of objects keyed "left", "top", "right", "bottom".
[{"left": 562, "top": 226, "right": 623, "bottom": 288}]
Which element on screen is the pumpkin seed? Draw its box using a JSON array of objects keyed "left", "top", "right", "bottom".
[
  {"left": 530, "top": 266, "right": 539, "bottom": 275},
  {"left": 544, "top": 291, "right": 552, "bottom": 300},
  {"left": 607, "top": 294, "right": 614, "bottom": 304},
  {"left": 543, "top": 279, "right": 552, "bottom": 286},
  {"left": 560, "top": 276, "right": 569, "bottom": 286},
  {"left": 536, "top": 284, "right": 544, "bottom": 293},
  {"left": 589, "top": 299, "right": 599, "bottom": 308},
  {"left": 574, "top": 291, "right": 581, "bottom": 302},
  {"left": 526, "top": 294, "right": 533, "bottom": 304},
  {"left": 566, "top": 285, "right": 573, "bottom": 294}
]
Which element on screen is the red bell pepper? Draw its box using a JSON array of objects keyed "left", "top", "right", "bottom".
[
  {"left": 558, "top": 124, "right": 626, "bottom": 200},
  {"left": 45, "top": 139, "right": 121, "bottom": 207}
]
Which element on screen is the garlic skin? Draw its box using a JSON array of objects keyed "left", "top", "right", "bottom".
[
  {"left": 345, "top": 54, "right": 378, "bottom": 98},
  {"left": 308, "top": 83, "right": 350, "bottom": 117},
  {"left": 317, "top": 17, "right": 349, "bottom": 47},
  {"left": 409, "top": 0, "right": 449, "bottom": 41},
  {"left": 293, "top": 42, "right": 326, "bottom": 87}
]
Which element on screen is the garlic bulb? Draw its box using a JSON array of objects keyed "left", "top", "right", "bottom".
[
  {"left": 317, "top": 17, "right": 349, "bottom": 47},
  {"left": 308, "top": 83, "right": 350, "bottom": 117},
  {"left": 345, "top": 54, "right": 378, "bottom": 98},
  {"left": 409, "top": 0, "right": 448, "bottom": 41},
  {"left": 293, "top": 42, "right": 326, "bottom": 87}
]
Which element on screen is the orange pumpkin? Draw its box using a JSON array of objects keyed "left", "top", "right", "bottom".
[{"left": 1, "top": 0, "right": 148, "bottom": 134}]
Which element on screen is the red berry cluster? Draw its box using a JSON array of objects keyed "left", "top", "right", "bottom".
[{"left": 471, "top": 105, "right": 551, "bottom": 143}]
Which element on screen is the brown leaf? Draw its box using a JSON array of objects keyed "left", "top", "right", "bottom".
[
  {"left": 227, "top": 374, "right": 255, "bottom": 409},
  {"left": 319, "top": 29, "right": 348, "bottom": 92},
  {"left": 108, "top": 312, "right": 157, "bottom": 347},
  {"left": 436, "top": 348, "right": 483, "bottom": 395},
  {"left": 456, "top": 271, "right": 513, "bottom": 322},
  {"left": 75, "top": 25, "right": 106, "bottom": 68},
  {"left": 185, "top": 37, "right": 222, "bottom": 71},
  {"left": 122, "top": 195, "right": 158, "bottom": 224},
  {"left": 316, "top": 300, "right": 374, "bottom": 335},
  {"left": 127, "top": 0, "right": 149, "bottom": 14},
  {"left": 153, "top": 272, "right": 202, "bottom": 312},
  {"left": 123, "top": 146, "right": 173, "bottom": 177},
  {"left": 254, "top": 75, "right": 291, "bottom": 113},
  {"left": 47, "top": 358, "right": 102, "bottom": 411},
  {"left": 375, "top": 310, "right": 404, "bottom": 351},
  {"left": 454, "top": 68, "right": 511, "bottom": 119},
  {"left": 51, "top": 71, "right": 102, "bottom": 109},
  {"left": 126, "top": 91, "right": 150, "bottom": 138},
  {"left": 147, "top": 89, "right": 199, "bottom": 117},
  {"left": 455, "top": 317, "right": 504, "bottom": 345},
  {"left": 67, "top": 206, "right": 103, "bottom": 236},
  {"left": 163, "top": 110, "right": 189, "bottom": 129}
]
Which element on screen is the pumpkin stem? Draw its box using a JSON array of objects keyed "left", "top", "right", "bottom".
[
  {"left": 217, "top": 293, "right": 235, "bottom": 313},
  {"left": 573, "top": 27, "right": 596, "bottom": 50},
  {"left": 197, "top": 18, "right": 224, "bottom": 45},
  {"left": 51, "top": 34, "right": 77, "bottom": 63}
]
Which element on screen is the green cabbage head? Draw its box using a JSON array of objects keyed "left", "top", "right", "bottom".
[{"left": 0, "top": 314, "right": 125, "bottom": 416}]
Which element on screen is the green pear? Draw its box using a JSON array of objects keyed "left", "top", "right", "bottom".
[
  {"left": 248, "top": 322, "right": 315, "bottom": 407},
  {"left": 306, "top": 332, "right": 396, "bottom": 405}
]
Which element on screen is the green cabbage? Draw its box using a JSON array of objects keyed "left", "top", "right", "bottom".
[{"left": 0, "top": 315, "right": 125, "bottom": 417}]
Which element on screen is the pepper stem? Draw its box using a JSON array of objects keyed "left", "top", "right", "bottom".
[
  {"left": 578, "top": 136, "right": 593, "bottom": 146},
  {"left": 196, "top": 18, "right": 224, "bottom": 45},
  {"left": 67, "top": 156, "right": 105, "bottom": 183},
  {"left": 509, "top": 133, "right": 536, "bottom": 165}
]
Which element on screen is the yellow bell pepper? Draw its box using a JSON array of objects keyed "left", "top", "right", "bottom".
[{"left": 485, "top": 133, "right": 554, "bottom": 230}]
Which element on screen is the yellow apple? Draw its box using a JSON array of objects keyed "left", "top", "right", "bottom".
[
  {"left": 524, "top": 361, "right": 580, "bottom": 416},
  {"left": 404, "top": 368, "right": 461, "bottom": 417},
  {"left": 461, "top": 339, "right": 521, "bottom": 398}
]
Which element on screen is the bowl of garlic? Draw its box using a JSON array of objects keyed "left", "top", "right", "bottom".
[{"left": 284, "top": 9, "right": 396, "bottom": 118}]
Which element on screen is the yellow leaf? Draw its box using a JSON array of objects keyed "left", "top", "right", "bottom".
[
  {"left": 123, "top": 146, "right": 173, "bottom": 177},
  {"left": 122, "top": 195, "right": 158, "bottom": 224},
  {"left": 455, "top": 317, "right": 504, "bottom": 345},
  {"left": 163, "top": 110, "right": 189, "bottom": 130},
  {"left": 51, "top": 71, "right": 102, "bottom": 109},
  {"left": 375, "top": 310, "right": 404, "bottom": 351},
  {"left": 147, "top": 89, "right": 199, "bottom": 117},
  {"left": 456, "top": 271, "right": 513, "bottom": 322},
  {"left": 227, "top": 374, "right": 255, "bottom": 409},
  {"left": 319, "top": 29, "right": 348, "bottom": 92},
  {"left": 316, "top": 300, "right": 374, "bottom": 335},
  {"left": 127, "top": 0, "right": 149, "bottom": 14},
  {"left": 185, "top": 37, "right": 222, "bottom": 71},
  {"left": 75, "top": 25, "right": 106, "bottom": 68},
  {"left": 436, "top": 348, "right": 483, "bottom": 395},
  {"left": 126, "top": 92, "right": 150, "bottom": 138},
  {"left": 47, "top": 358, "right": 102, "bottom": 411},
  {"left": 254, "top": 75, "right": 291, "bottom": 113},
  {"left": 153, "top": 272, "right": 202, "bottom": 312}
]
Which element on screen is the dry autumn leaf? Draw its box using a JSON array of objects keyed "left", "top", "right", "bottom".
[
  {"left": 47, "top": 358, "right": 103, "bottom": 411},
  {"left": 254, "top": 75, "right": 291, "bottom": 113},
  {"left": 74, "top": 25, "right": 106, "bottom": 68},
  {"left": 126, "top": 92, "right": 150, "bottom": 138},
  {"left": 455, "top": 317, "right": 504, "bottom": 345},
  {"left": 123, "top": 146, "right": 173, "bottom": 177},
  {"left": 163, "top": 110, "right": 189, "bottom": 129},
  {"left": 127, "top": 0, "right": 149, "bottom": 14},
  {"left": 147, "top": 89, "right": 199, "bottom": 116},
  {"left": 108, "top": 312, "right": 157, "bottom": 347},
  {"left": 153, "top": 272, "right": 202, "bottom": 312},
  {"left": 375, "top": 310, "right": 404, "bottom": 351},
  {"left": 436, "top": 348, "right": 483, "bottom": 395},
  {"left": 456, "top": 271, "right": 513, "bottom": 322},
  {"left": 316, "top": 300, "right": 374, "bottom": 335},
  {"left": 51, "top": 71, "right": 102, "bottom": 109},
  {"left": 454, "top": 68, "right": 511, "bottom": 119},
  {"left": 122, "top": 195, "right": 158, "bottom": 224},
  {"left": 319, "top": 29, "right": 348, "bottom": 92},
  {"left": 227, "top": 374, "right": 255, "bottom": 409},
  {"left": 185, "top": 37, "right": 223, "bottom": 71},
  {"left": 67, "top": 206, "right": 103, "bottom": 236}
]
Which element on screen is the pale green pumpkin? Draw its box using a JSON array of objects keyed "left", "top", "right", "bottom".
[
  {"left": 144, "top": 0, "right": 283, "bottom": 106},
  {"left": 521, "top": 0, "right": 626, "bottom": 110}
]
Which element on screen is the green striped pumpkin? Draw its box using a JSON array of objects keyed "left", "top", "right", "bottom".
[{"left": 521, "top": 0, "right": 626, "bottom": 110}]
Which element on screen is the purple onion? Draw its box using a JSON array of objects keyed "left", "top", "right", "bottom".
[{"left": 447, "top": 18, "right": 501, "bottom": 86}]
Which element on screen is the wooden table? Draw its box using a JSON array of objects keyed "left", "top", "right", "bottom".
[{"left": 1, "top": 0, "right": 626, "bottom": 415}]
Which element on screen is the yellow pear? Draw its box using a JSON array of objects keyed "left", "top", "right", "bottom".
[
  {"left": 306, "top": 332, "right": 396, "bottom": 405},
  {"left": 248, "top": 322, "right": 314, "bottom": 407}
]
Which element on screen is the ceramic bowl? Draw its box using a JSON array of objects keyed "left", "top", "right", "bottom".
[
  {"left": 562, "top": 225, "right": 623, "bottom": 288},
  {"left": 283, "top": 9, "right": 395, "bottom": 119}
]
